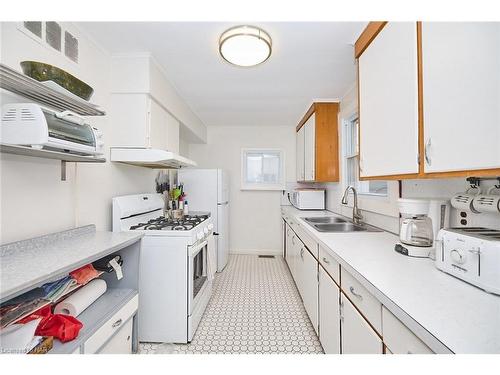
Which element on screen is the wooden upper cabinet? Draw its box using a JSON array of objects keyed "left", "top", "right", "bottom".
[
  {"left": 356, "top": 21, "right": 500, "bottom": 179},
  {"left": 296, "top": 102, "right": 340, "bottom": 182}
]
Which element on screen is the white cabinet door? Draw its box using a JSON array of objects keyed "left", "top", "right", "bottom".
[
  {"left": 359, "top": 22, "right": 419, "bottom": 177},
  {"left": 98, "top": 318, "right": 133, "bottom": 354},
  {"left": 304, "top": 114, "right": 316, "bottom": 181},
  {"left": 341, "top": 294, "right": 383, "bottom": 354},
  {"left": 319, "top": 267, "right": 340, "bottom": 354},
  {"left": 149, "top": 98, "right": 180, "bottom": 152},
  {"left": 300, "top": 247, "right": 319, "bottom": 334},
  {"left": 296, "top": 127, "right": 305, "bottom": 181},
  {"left": 422, "top": 22, "right": 500, "bottom": 172}
]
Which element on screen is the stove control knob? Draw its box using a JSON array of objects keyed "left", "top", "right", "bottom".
[
  {"left": 208, "top": 223, "right": 214, "bottom": 231},
  {"left": 204, "top": 227, "right": 209, "bottom": 235},
  {"left": 450, "top": 249, "right": 466, "bottom": 264},
  {"left": 197, "top": 231, "right": 204, "bottom": 240}
]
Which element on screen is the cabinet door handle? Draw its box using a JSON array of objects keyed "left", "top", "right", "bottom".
[
  {"left": 349, "top": 286, "right": 363, "bottom": 300},
  {"left": 322, "top": 257, "right": 330, "bottom": 264},
  {"left": 112, "top": 318, "right": 123, "bottom": 328},
  {"left": 424, "top": 138, "right": 432, "bottom": 166}
]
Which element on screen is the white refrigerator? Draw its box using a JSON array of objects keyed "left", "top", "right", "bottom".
[{"left": 178, "top": 169, "right": 229, "bottom": 272}]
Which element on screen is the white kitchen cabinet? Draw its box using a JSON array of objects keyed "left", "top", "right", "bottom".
[
  {"left": 98, "top": 318, "right": 134, "bottom": 354},
  {"left": 358, "top": 22, "right": 419, "bottom": 177},
  {"left": 296, "top": 126, "right": 305, "bottom": 181},
  {"left": 421, "top": 22, "right": 500, "bottom": 173},
  {"left": 341, "top": 293, "right": 383, "bottom": 354},
  {"left": 304, "top": 114, "right": 316, "bottom": 181},
  {"left": 111, "top": 93, "right": 180, "bottom": 152},
  {"left": 382, "top": 307, "right": 433, "bottom": 354},
  {"left": 319, "top": 266, "right": 340, "bottom": 354},
  {"left": 297, "top": 246, "right": 319, "bottom": 334},
  {"left": 83, "top": 295, "right": 138, "bottom": 354}
]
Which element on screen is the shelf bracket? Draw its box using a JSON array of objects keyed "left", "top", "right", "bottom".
[{"left": 61, "top": 160, "right": 67, "bottom": 181}]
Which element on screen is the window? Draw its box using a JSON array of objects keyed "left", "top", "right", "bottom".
[
  {"left": 241, "top": 149, "right": 284, "bottom": 190},
  {"left": 344, "top": 116, "right": 388, "bottom": 196}
]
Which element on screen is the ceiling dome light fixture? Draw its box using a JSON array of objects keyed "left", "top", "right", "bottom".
[{"left": 219, "top": 25, "right": 272, "bottom": 67}]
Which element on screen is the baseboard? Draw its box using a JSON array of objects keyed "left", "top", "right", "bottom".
[{"left": 229, "top": 248, "right": 282, "bottom": 256}]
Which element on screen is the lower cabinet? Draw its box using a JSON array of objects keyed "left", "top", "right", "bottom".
[
  {"left": 83, "top": 295, "right": 138, "bottom": 354},
  {"left": 340, "top": 293, "right": 383, "bottom": 354},
  {"left": 382, "top": 306, "right": 433, "bottom": 354},
  {"left": 98, "top": 318, "right": 134, "bottom": 354},
  {"left": 298, "top": 246, "right": 319, "bottom": 334},
  {"left": 319, "top": 266, "right": 340, "bottom": 354}
]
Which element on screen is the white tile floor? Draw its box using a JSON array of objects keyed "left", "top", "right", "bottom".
[{"left": 139, "top": 254, "right": 323, "bottom": 354}]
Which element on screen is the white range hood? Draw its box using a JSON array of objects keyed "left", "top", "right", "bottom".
[{"left": 110, "top": 148, "right": 197, "bottom": 169}]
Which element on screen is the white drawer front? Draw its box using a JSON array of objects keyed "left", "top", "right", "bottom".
[
  {"left": 341, "top": 268, "right": 382, "bottom": 334},
  {"left": 319, "top": 245, "right": 339, "bottom": 284},
  {"left": 382, "top": 307, "right": 433, "bottom": 354},
  {"left": 295, "top": 224, "right": 318, "bottom": 258},
  {"left": 84, "top": 294, "right": 138, "bottom": 354}
]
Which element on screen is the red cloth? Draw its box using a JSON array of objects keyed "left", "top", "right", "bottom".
[
  {"left": 36, "top": 314, "right": 83, "bottom": 342},
  {"left": 18, "top": 305, "right": 83, "bottom": 343},
  {"left": 70, "top": 264, "right": 99, "bottom": 285}
]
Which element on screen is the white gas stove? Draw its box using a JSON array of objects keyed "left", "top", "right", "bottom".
[{"left": 112, "top": 193, "right": 215, "bottom": 343}]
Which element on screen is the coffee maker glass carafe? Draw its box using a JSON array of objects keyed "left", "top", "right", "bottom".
[{"left": 400, "top": 215, "right": 434, "bottom": 247}]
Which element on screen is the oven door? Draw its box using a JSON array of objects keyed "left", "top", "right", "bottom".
[{"left": 188, "top": 236, "right": 211, "bottom": 314}]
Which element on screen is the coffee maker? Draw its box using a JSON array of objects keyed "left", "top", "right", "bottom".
[{"left": 395, "top": 198, "right": 451, "bottom": 258}]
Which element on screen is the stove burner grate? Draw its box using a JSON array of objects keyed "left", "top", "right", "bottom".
[{"left": 129, "top": 214, "right": 209, "bottom": 231}]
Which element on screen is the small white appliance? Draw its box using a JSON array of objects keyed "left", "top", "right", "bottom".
[
  {"left": 1, "top": 103, "right": 104, "bottom": 156},
  {"left": 436, "top": 227, "right": 500, "bottom": 295},
  {"left": 112, "top": 193, "right": 215, "bottom": 343},
  {"left": 289, "top": 188, "right": 325, "bottom": 210},
  {"left": 395, "top": 198, "right": 450, "bottom": 258},
  {"left": 178, "top": 169, "right": 229, "bottom": 272}
]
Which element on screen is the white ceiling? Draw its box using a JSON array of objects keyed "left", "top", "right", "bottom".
[{"left": 79, "top": 22, "right": 366, "bottom": 127}]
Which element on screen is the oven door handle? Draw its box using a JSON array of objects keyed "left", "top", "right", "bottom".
[{"left": 188, "top": 239, "right": 208, "bottom": 257}]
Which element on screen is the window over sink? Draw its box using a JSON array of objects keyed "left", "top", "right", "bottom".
[
  {"left": 344, "top": 115, "right": 388, "bottom": 196},
  {"left": 241, "top": 148, "right": 284, "bottom": 190}
]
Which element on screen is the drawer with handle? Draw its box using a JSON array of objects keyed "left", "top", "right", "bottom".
[
  {"left": 294, "top": 223, "right": 318, "bottom": 259},
  {"left": 341, "top": 267, "right": 382, "bottom": 334},
  {"left": 319, "top": 245, "right": 339, "bottom": 284},
  {"left": 382, "top": 306, "right": 433, "bottom": 354},
  {"left": 84, "top": 294, "right": 138, "bottom": 354}
]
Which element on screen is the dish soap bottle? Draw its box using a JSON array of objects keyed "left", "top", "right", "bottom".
[{"left": 183, "top": 200, "right": 189, "bottom": 215}]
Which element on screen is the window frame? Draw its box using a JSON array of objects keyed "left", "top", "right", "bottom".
[
  {"left": 240, "top": 148, "right": 285, "bottom": 191},
  {"left": 342, "top": 114, "right": 388, "bottom": 197}
]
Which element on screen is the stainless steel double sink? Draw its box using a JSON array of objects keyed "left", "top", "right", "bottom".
[{"left": 302, "top": 216, "right": 382, "bottom": 233}]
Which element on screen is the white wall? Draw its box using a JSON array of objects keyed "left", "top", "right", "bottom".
[
  {"left": 188, "top": 125, "right": 296, "bottom": 255},
  {"left": 0, "top": 22, "right": 202, "bottom": 243}
]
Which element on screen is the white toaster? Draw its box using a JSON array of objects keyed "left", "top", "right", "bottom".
[{"left": 435, "top": 227, "right": 500, "bottom": 295}]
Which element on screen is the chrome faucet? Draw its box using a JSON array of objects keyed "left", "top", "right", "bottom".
[{"left": 341, "top": 186, "right": 363, "bottom": 225}]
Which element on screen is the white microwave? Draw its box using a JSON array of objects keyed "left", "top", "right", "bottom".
[{"left": 290, "top": 189, "right": 325, "bottom": 210}]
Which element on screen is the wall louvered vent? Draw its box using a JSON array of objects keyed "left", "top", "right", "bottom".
[
  {"left": 23, "top": 21, "right": 42, "bottom": 38},
  {"left": 46, "top": 21, "right": 62, "bottom": 51},
  {"left": 64, "top": 31, "right": 79, "bottom": 63},
  {"left": 2, "top": 107, "right": 38, "bottom": 122}
]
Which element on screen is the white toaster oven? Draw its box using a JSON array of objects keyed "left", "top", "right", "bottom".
[
  {"left": 1, "top": 103, "right": 104, "bottom": 156},
  {"left": 289, "top": 189, "right": 325, "bottom": 210},
  {"left": 436, "top": 227, "right": 500, "bottom": 295}
]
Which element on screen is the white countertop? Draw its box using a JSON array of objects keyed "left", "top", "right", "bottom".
[
  {"left": 282, "top": 206, "right": 500, "bottom": 354},
  {"left": 0, "top": 225, "right": 143, "bottom": 302}
]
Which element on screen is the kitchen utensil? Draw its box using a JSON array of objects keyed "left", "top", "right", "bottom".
[
  {"left": 20, "top": 61, "right": 94, "bottom": 100},
  {"left": 451, "top": 186, "right": 481, "bottom": 213},
  {"left": 472, "top": 186, "right": 500, "bottom": 214}
]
